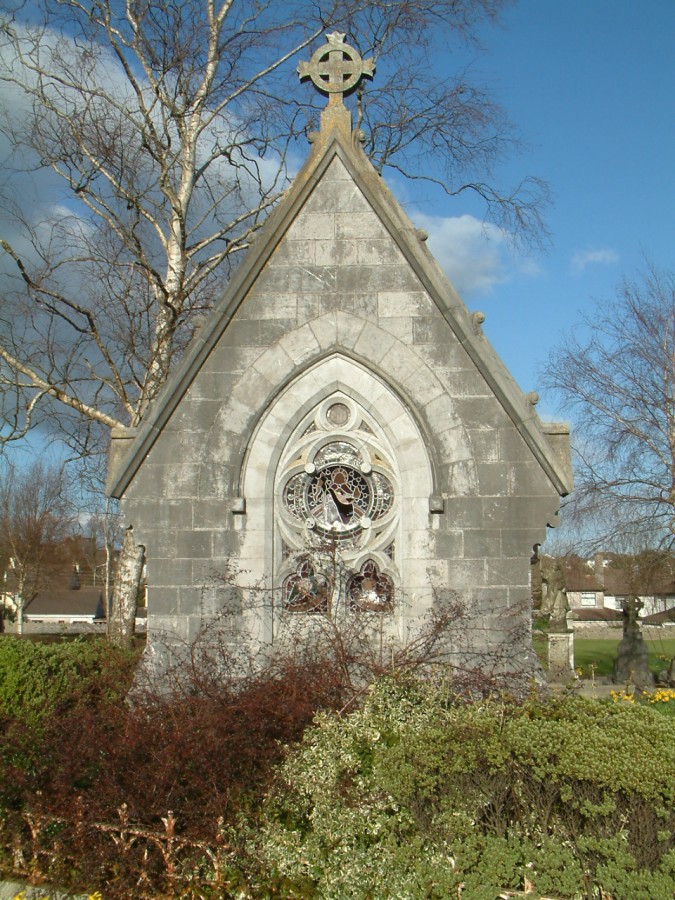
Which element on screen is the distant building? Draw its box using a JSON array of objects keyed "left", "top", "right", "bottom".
[{"left": 546, "top": 553, "right": 675, "bottom": 627}]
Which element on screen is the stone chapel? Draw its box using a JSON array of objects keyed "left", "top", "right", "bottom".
[{"left": 107, "top": 34, "right": 572, "bottom": 681}]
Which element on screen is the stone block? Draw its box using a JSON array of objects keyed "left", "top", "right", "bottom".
[
  {"left": 444, "top": 497, "right": 484, "bottom": 528},
  {"left": 212, "top": 529, "right": 243, "bottom": 558},
  {"left": 279, "top": 323, "right": 321, "bottom": 365},
  {"left": 335, "top": 211, "right": 388, "bottom": 240},
  {"left": 319, "top": 292, "right": 354, "bottom": 313},
  {"left": 178, "top": 585, "right": 206, "bottom": 615},
  {"left": 298, "top": 294, "right": 322, "bottom": 319},
  {"left": 288, "top": 212, "right": 335, "bottom": 241},
  {"left": 167, "top": 398, "right": 223, "bottom": 432},
  {"left": 309, "top": 312, "right": 338, "bottom": 349},
  {"left": 148, "top": 587, "right": 179, "bottom": 616},
  {"left": 483, "top": 497, "right": 560, "bottom": 530},
  {"left": 162, "top": 463, "right": 200, "bottom": 499},
  {"left": 447, "top": 558, "right": 488, "bottom": 588},
  {"left": 195, "top": 499, "right": 229, "bottom": 529},
  {"left": 486, "top": 557, "right": 529, "bottom": 588},
  {"left": 315, "top": 239, "right": 358, "bottom": 266},
  {"left": 498, "top": 427, "right": 532, "bottom": 462},
  {"left": 379, "top": 342, "right": 423, "bottom": 384},
  {"left": 501, "top": 528, "right": 543, "bottom": 557},
  {"left": 149, "top": 558, "right": 193, "bottom": 587},
  {"left": 304, "top": 178, "right": 365, "bottom": 212},
  {"left": 423, "top": 394, "right": 461, "bottom": 432},
  {"left": 222, "top": 345, "right": 264, "bottom": 375},
  {"left": 463, "top": 529, "right": 501, "bottom": 559},
  {"left": 403, "top": 366, "right": 445, "bottom": 406},
  {"left": 176, "top": 530, "right": 212, "bottom": 559},
  {"left": 337, "top": 264, "right": 419, "bottom": 293},
  {"left": 476, "top": 462, "right": 509, "bottom": 497},
  {"left": 433, "top": 529, "right": 464, "bottom": 559},
  {"left": 467, "top": 427, "right": 499, "bottom": 463},
  {"left": 358, "top": 239, "right": 405, "bottom": 266},
  {"left": 257, "top": 265, "right": 337, "bottom": 294},
  {"left": 352, "top": 292, "right": 378, "bottom": 319},
  {"left": 508, "top": 461, "right": 553, "bottom": 496},
  {"left": 230, "top": 368, "right": 274, "bottom": 407},
  {"left": 335, "top": 310, "right": 366, "bottom": 348},
  {"left": 271, "top": 239, "right": 317, "bottom": 266},
  {"left": 434, "top": 425, "right": 471, "bottom": 463},
  {"left": 321, "top": 156, "right": 350, "bottom": 182},
  {"left": 252, "top": 343, "right": 295, "bottom": 383},
  {"left": 127, "top": 499, "right": 194, "bottom": 531},
  {"left": 378, "top": 316, "right": 413, "bottom": 342},
  {"left": 454, "top": 396, "right": 503, "bottom": 431},
  {"left": 443, "top": 460, "right": 478, "bottom": 497},
  {"left": 353, "top": 320, "right": 397, "bottom": 364},
  {"left": 186, "top": 371, "right": 238, "bottom": 402},
  {"left": 377, "top": 291, "right": 430, "bottom": 317}
]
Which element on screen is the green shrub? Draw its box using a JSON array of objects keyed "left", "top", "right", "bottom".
[
  {"left": 0, "top": 637, "right": 136, "bottom": 727},
  {"left": 258, "top": 677, "right": 675, "bottom": 898}
]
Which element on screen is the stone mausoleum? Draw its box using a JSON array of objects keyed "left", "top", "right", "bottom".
[{"left": 107, "top": 34, "right": 572, "bottom": 680}]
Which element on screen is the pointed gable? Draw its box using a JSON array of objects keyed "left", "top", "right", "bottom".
[
  {"left": 108, "top": 34, "right": 571, "bottom": 685},
  {"left": 108, "top": 124, "right": 570, "bottom": 500}
]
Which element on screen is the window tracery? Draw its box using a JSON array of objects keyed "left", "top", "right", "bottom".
[
  {"left": 348, "top": 560, "right": 393, "bottom": 612},
  {"left": 275, "top": 395, "right": 399, "bottom": 614}
]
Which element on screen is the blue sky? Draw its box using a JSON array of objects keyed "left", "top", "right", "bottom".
[{"left": 401, "top": 0, "right": 675, "bottom": 421}]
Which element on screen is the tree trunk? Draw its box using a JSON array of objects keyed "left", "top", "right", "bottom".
[{"left": 108, "top": 526, "right": 145, "bottom": 649}]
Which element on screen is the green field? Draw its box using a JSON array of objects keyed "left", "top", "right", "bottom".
[{"left": 533, "top": 633, "right": 675, "bottom": 677}]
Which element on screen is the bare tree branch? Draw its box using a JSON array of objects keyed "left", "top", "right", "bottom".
[
  {"left": 0, "top": 0, "right": 544, "bottom": 454},
  {"left": 542, "top": 264, "right": 675, "bottom": 549}
]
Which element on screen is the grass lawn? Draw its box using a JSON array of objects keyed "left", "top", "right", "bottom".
[
  {"left": 532, "top": 633, "right": 675, "bottom": 677},
  {"left": 573, "top": 637, "right": 675, "bottom": 677}
]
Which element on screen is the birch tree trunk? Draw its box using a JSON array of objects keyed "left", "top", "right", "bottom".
[{"left": 108, "top": 526, "right": 145, "bottom": 649}]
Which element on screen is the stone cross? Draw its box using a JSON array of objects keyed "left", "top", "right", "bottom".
[{"left": 298, "top": 32, "right": 374, "bottom": 104}]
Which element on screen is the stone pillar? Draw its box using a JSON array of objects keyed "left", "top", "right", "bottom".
[{"left": 547, "top": 631, "right": 574, "bottom": 679}]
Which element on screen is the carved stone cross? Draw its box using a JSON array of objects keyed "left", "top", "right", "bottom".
[{"left": 298, "top": 32, "right": 374, "bottom": 103}]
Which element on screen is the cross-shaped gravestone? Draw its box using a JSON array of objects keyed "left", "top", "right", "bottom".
[{"left": 298, "top": 32, "right": 374, "bottom": 104}]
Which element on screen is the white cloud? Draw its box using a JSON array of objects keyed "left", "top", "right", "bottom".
[
  {"left": 410, "top": 212, "right": 539, "bottom": 298},
  {"left": 570, "top": 247, "right": 619, "bottom": 274}
]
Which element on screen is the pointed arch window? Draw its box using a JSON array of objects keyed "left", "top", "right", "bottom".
[{"left": 275, "top": 395, "right": 399, "bottom": 612}]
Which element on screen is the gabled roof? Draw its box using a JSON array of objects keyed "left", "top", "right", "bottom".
[
  {"left": 108, "top": 101, "right": 572, "bottom": 500},
  {"left": 24, "top": 586, "right": 105, "bottom": 619}
]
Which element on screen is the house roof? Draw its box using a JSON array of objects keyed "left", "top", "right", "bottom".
[
  {"left": 557, "top": 554, "right": 675, "bottom": 597},
  {"left": 571, "top": 607, "right": 623, "bottom": 623},
  {"left": 643, "top": 607, "right": 675, "bottom": 625},
  {"left": 24, "top": 586, "right": 105, "bottom": 619},
  {"left": 107, "top": 71, "right": 572, "bottom": 501}
]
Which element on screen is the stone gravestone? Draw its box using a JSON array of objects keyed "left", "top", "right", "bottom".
[
  {"left": 612, "top": 596, "right": 654, "bottom": 688},
  {"left": 106, "top": 34, "right": 573, "bottom": 687}
]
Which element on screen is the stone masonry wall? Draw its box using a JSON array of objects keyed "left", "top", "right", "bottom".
[{"left": 121, "top": 155, "right": 561, "bottom": 672}]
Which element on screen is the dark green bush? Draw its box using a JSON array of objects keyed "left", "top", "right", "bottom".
[{"left": 0, "top": 636, "right": 136, "bottom": 727}]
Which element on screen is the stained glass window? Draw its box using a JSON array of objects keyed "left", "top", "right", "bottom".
[
  {"left": 276, "top": 397, "right": 399, "bottom": 612},
  {"left": 283, "top": 560, "right": 330, "bottom": 613},
  {"left": 282, "top": 444, "right": 394, "bottom": 538},
  {"left": 347, "top": 560, "right": 394, "bottom": 612}
]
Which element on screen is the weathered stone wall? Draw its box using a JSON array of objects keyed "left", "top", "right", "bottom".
[{"left": 119, "top": 154, "right": 564, "bottom": 675}]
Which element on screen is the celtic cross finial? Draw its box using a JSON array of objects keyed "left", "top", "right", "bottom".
[{"left": 298, "top": 33, "right": 374, "bottom": 104}]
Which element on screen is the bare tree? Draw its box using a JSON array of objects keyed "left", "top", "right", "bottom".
[
  {"left": 0, "top": 460, "right": 75, "bottom": 633},
  {"left": 543, "top": 265, "right": 675, "bottom": 548},
  {"left": 0, "top": 0, "right": 548, "bottom": 456}
]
